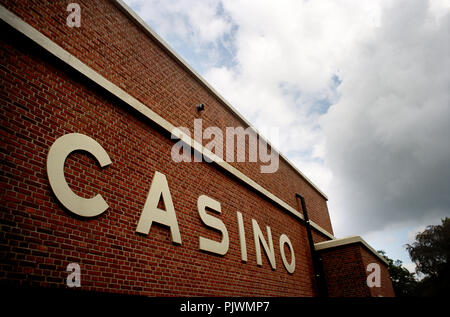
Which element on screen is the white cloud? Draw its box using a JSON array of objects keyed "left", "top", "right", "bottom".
[
  {"left": 203, "top": 1, "right": 390, "bottom": 191},
  {"left": 219, "top": 0, "right": 385, "bottom": 92},
  {"left": 125, "top": 0, "right": 234, "bottom": 71}
]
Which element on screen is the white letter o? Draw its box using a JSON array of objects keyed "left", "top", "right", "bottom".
[{"left": 279, "top": 234, "right": 295, "bottom": 274}]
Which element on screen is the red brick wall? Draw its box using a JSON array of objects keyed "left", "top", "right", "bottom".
[
  {"left": 1, "top": 23, "right": 320, "bottom": 295},
  {"left": 0, "top": 0, "right": 333, "bottom": 234},
  {"left": 319, "top": 244, "right": 395, "bottom": 297},
  {"left": 312, "top": 231, "right": 330, "bottom": 244}
]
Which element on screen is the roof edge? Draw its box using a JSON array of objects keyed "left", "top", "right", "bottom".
[{"left": 314, "top": 236, "right": 389, "bottom": 265}]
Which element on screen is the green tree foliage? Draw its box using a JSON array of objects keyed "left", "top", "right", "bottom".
[
  {"left": 406, "top": 217, "right": 450, "bottom": 296},
  {"left": 377, "top": 250, "right": 417, "bottom": 297}
]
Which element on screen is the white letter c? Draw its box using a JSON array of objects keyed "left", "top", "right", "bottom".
[{"left": 47, "top": 133, "right": 111, "bottom": 217}]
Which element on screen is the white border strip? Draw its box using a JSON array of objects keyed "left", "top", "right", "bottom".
[
  {"left": 0, "top": 5, "right": 335, "bottom": 240},
  {"left": 314, "top": 236, "right": 389, "bottom": 265},
  {"left": 113, "top": 0, "right": 328, "bottom": 201}
]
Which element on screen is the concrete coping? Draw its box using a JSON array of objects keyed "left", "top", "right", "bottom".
[{"left": 314, "top": 236, "right": 390, "bottom": 265}]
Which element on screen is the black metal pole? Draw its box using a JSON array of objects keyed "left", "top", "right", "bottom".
[{"left": 296, "top": 193, "right": 328, "bottom": 297}]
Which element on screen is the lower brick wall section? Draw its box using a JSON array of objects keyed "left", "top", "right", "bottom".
[{"left": 319, "top": 244, "right": 395, "bottom": 297}]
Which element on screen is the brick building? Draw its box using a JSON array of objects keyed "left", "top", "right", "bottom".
[{"left": 0, "top": 0, "right": 394, "bottom": 297}]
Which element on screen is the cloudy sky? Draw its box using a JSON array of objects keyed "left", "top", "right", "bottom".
[{"left": 124, "top": 0, "right": 450, "bottom": 272}]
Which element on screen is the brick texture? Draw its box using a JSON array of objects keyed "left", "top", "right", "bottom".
[{"left": 319, "top": 244, "right": 395, "bottom": 297}]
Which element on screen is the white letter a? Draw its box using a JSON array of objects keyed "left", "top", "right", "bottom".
[{"left": 136, "top": 171, "right": 182, "bottom": 244}]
